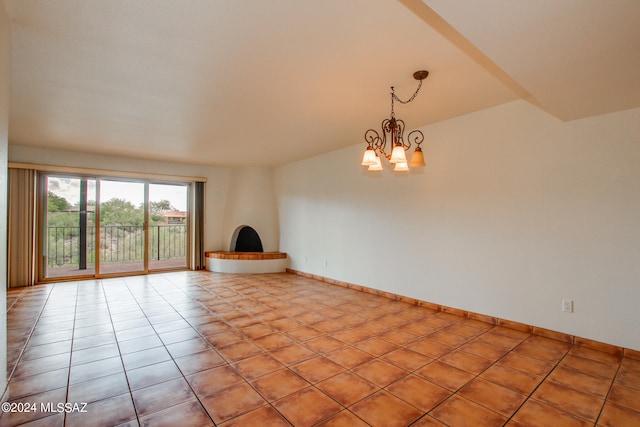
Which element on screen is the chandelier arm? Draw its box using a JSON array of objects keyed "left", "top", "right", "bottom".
[
  {"left": 364, "top": 129, "right": 381, "bottom": 148},
  {"left": 379, "top": 118, "right": 392, "bottom": 154},
  {"left": 364, "top": 128, "right": 391, "bottom": 159},
  {"left": 406, "top": 130, "right": 424, "bottom": 148}
]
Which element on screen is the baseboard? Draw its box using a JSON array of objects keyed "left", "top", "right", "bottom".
[{"left": 286, "top": 268, "right": 640, "bottom": 360}]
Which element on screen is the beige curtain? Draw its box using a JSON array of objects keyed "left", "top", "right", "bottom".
[
  {"left": 7, "top": 168, "right": 36, "bottom": 287},
  {"left": 193, "top": 181, "right": 205, "bottom": 270}
]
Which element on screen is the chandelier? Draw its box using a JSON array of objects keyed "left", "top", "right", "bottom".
[{"left": 361, "top": 70, "right": 429, "bottom": 171}]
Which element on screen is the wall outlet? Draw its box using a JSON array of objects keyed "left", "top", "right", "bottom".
[{"left": 562, "top": 299, "right": 574, "bottom": 313}]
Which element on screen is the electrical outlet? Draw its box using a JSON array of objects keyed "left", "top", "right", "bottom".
[{"left": 562, "top": 299, "right": 574, "bottom": 313}]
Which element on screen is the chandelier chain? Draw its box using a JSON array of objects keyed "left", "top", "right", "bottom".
[
  {"left": 390, "top": 79, "right": 423, "bottom": 118},
  {"left": 392, "top": 79, "right": 423, "bottom": 105}
]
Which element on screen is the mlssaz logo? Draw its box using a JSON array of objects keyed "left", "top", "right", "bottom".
[{"left": 41, "top": 402, "right": 89, "bottom": 413}]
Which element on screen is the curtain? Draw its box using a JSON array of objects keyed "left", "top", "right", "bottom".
[
  {"left": 193, "top": 181, "right": 205, "bottom": 270},
  {"left": 7, "top": 168, "right": 36, "bottom": 287}
]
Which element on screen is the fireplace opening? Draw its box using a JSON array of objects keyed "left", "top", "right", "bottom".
[{"left": 232, "top": 226, "right": 264, "bottom": 252}]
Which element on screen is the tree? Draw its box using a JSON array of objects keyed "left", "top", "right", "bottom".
[
  {"left": 150, "top": 199, "right": 174, "bottom": 212},
  {"left": 47, "top": 192, "right": 71, "bottom": 212},
  {"left": 150, "top": 199, "right": 175, "bottom": 224},
  {"left": 100, "top": 198, "right": 144, "bottom": 226}
]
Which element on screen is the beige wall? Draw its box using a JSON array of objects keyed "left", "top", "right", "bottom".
[
  {"left": 275, "top": 100, "right": 640, "bottom": 350},
  {"left": 8, "top": 146, "right": 280, "bottom": 256},
  {"left": 1, "top": 0, "right": 11, "bottom": 392}
]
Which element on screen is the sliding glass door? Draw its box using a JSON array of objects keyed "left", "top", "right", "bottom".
[
  {"left": 148, "top": 183, "right": 188, "bottom": 270},
  {"left": 98, "top": 180, "right": 146, "bottom": 274},
  {"left": 43, "top": 176, "right": 97, "bottom": 279},
  {"left": 40, "top": 174, "right": 189, "bottom": 280}
]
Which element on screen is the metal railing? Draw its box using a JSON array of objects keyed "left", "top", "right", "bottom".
[{"left": 47, "top": 225, "right": 187, "bottom": 268}]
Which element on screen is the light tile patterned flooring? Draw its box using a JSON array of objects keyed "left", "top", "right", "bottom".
[{"left": 2, "top": 271, "right": 640, "bottom": 426}]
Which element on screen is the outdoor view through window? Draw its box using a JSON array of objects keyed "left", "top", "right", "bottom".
[{"left": 43, "top": 175, "right": 188, "bottom": 279}]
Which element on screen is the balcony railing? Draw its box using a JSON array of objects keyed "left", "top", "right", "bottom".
[{"left": 47, "top": 225, "right": 187, "bottom": 268}]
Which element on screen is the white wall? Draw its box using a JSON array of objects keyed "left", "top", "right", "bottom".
[
  {"left": 8, "top": 147, "right": 280, "bottom": 253},
  {"left": 275, "top": 100, "right": 640, "bottom": 350},
  {"left": 0, "top": 0, "right": 11, "bottom": 393},
  {"left": 222, "top": 167, "right": 279, "bottom": 251}
]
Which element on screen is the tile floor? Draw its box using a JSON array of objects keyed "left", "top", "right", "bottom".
[{"left": 2, "top": 271, "right": 640, "bottom": 426}]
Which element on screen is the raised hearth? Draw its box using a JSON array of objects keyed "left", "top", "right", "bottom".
[{"left": 205, "top": 251, "right": 287, "bottom": 273}]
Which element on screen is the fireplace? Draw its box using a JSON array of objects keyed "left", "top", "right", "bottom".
[
  {"left": 231, "top": 226, "right": 263, "bottom": 252},
  {"left": 205, "top": 225, "right": 287, "bottom": 273}
]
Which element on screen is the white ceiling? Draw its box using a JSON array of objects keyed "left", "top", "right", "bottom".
[{"left": 5, "top": 0, "right": 639, "bottom": 167}]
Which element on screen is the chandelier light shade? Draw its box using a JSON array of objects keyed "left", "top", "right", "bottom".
[
  {"left": 369, "top": 155, "right": 383, "bottom": 171},
  {"left": 394, "top": 161, "right": 409, "bottom": 172},
  {"left": 409, "top": 147, "right": 425, "bottom": 168},
  {"left": 390, "top": 144, "right": 407, "bottom": 164},
  {"left": 360, "top": 148, "right": 377, "bottom": 166},
  {"left": 361, "top": 70, "right": 429, "bottom": 171}
]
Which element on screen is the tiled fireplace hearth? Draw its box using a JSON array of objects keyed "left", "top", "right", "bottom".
[
  {"left": 206, "top": 251, "right": 288, "bottom": 273},
  {"left": 206, "top": 225, "right": 287, "bottom": 273}
]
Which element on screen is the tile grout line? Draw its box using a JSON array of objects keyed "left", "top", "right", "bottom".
[
  {"left": 234, "top": 281, "right": 478, "bottom": 425},
  {"left": 189, "top": 282, "right": 469, "bottom": 425},
  {"left": 62, "top": 281, "right": 81, "bottom": 426},
  {"left": 159, "top": 273, "right": 299, "bottom": 426},
  {"left": 349, "top": 301, "right": 508, "bottom": 424},
  {"left": 594, "top": 353, "right": 624, "bottom": 425},
  {"left": 99, "top": 277, "right": 145, "bottom": 426},
  {"left": 123, "top": 280, "right": 244, "bottom": 426},
  {"left": 155, "top": 275, "right": 241, "bottom": 423},
  {"left": 502, "top": 344, "right": 582, "bottom": 425},
  {"left": 160, "top": 273, "right": 352, "bottom": 426},
  {"left": 122, "top": 275, "right": 222, "bottom": 426},
  {"left": 3, "top": 285, "right": 55, "bottom": 395},
  {"left": 1, "top": 287, "right": 53, "bottom": 425},
  {"left": 412, "top": 317, "right": 514, "bottom": 425}
]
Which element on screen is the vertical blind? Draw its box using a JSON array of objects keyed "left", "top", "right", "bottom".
[{"left": 7, "top": 168, "right": 36, "bottom": 287}]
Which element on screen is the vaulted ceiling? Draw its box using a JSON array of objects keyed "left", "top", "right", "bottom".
[{"left": 5, "top": 0, "right": 640, "bottom": 167}]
